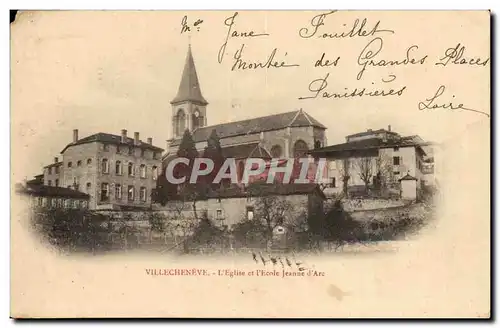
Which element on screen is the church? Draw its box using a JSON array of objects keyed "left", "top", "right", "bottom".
[{"left": 162, "top": 45, "right": 328, "bottom": 179}]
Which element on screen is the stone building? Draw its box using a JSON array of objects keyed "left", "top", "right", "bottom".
[
  {"left": 15, "top": 182, "right": 90, "bottom": 209},
  {"left": 43, "top": 157, "right": 62, "bottom": 187},
  {"left": 162, "top": 45, "right": 328, "bottom": 179},
  {"left": 156, "top": 183, "right": 326, "bottom": 233},
  {"left": 43, "top": 129, "right": 164, "bottom": 210},
  {"left": 310, "top": 126, "right": 432, "bottom": 198}
]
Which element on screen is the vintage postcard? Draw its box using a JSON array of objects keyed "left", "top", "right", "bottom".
[{"left": 10, "top": 10, "right": 490, "bottom": 318}]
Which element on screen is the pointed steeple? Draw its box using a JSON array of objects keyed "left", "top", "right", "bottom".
[{"left": 171, "top": 44, "right": 208, "bottom": 105}]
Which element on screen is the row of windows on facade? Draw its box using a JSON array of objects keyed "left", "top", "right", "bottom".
[
  {"left": 32, "top": 197, "right": 89, "bottom": 209},
  {"left": 47, "top": 148, "right": 160, "bottom": 174},
  {"left": 99, "top": 183, "right": 148, "bottom": 202},
  {"left": 102, "top": 144, "right": 160, "bottom": 158},
  {"left": 100, "top": 160, "right": 158, "bottom": 179}
]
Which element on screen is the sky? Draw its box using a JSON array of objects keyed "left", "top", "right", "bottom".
[{"left": 10, "top": 10, "right": 490, "bottom": 180}]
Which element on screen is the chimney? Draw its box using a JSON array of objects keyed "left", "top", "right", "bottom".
[
  {"left": 388, "top": 125, "right": 392, "bottom": 132},
  {"left": 121, "top": 129, "right": 127, "bottom": 143},
  {"left": 73, "top": 129, "right": 78, "bottom": 143},
  {"left": 54, "top": 157, "right": 58, "bottom": 163},
  {"left": 147, "top": 137, "right": 152, "bottom": 145},
  {"left": 134, "top": 132, "right": 140, "bottom": 145}
]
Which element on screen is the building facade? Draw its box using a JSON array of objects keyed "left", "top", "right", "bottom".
[
  {"left": 162, "top": 45, "right": 327, "bottom": 179},
  {"left": 15, "top": 182, "right": 90, "bottom": 209},
  {"left": 310, "top": 127, "right": 433, "bottom": 198},
  {"left": 42, "top": 129, "right": 164, "bottom": 210}
]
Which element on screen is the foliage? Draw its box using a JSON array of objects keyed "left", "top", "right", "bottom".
[
  {"left": 354, "top": 157, "right": 374, "bottom": 191},
  {"left": 202, "top": 129, "right": 226, "bottom": 187},
  {"left": 148, "top": 212, "right": 168, "bottom": 232},
  {"left": 30, "top": 207, "right": 111, "bottom": 253},
  {"left": 231, "top": 218, "right": 269, "bottom": 249}
]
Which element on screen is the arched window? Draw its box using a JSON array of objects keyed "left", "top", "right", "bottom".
[
  {"left": 140, "top": 164, "right": 146, "bottom": 178},
  {"left": 192, "top": 109, "right": 201, "bottom": 130},
  {"left": 314, "top": 140, "right": 322, "bottom": 149},
  {"left": 176, "top": 109, "right": 186, "bottom": 136},
  {"left": 87, "top": 158, "right": 92, "bottom": 165},
  {"left": 293, "top": 140, "right": 309, "bottom": 158},
  {"left": 101, "top": 158, "right": 109, "bottom": 174},
  {"left": 115, "top": 160, "right": 122, "bottom": 175},
  {"left": 270, "top": 145, "right": 283, "bottom": 158},
  {"left": 152, "top": 166, "right": 158, "bottom": 180}
]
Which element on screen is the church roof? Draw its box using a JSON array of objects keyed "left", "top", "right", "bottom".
[
  {"left": 169, "top": 109, "right": 326, "bottom": 146},
  {"left": 170, "top": 45, "right": 208, "bottom": 106}
]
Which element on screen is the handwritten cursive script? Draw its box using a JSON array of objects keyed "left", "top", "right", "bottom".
[
  {"left": 218, "top": 12, "right": 270, "bottom": 64},
  {"left": 435, "top": 43, "right": 490, "bottom": 67},
  {"left": 356, "top": 37, "right": 428, "bottom": 80},
  {"left": 232, "top": 44, "right": 300, "bottom": 71},
  {"left": 298, "top": 73, "right": 407, "bottom": 100},
  {"left": 299, "top": 11, "right": 394, "bottom": 39},
  {"left": 418, "top": 85, "right": 489, "bottom": 118}
]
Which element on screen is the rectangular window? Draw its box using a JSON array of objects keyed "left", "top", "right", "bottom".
[
  {"left": 153, "top": 152, "right": 158, "bottom": 159},
  {"left": 246, "top": 206, "right": 254, "bottom": 220},
  {"left": 128, "top": 185, "right": 134, "bottom": 201},
  {"left": 48, "top": 167, "right": 52, "bottom": 174},
  {"left": 115, "top": 184, "right": 122, "bottom": 199},
  {"left": 216, "top": 209, "right": 223, "bottom": 219},
  {"left": 116, "top": 146, "right": 121, "bottom": 154},
  {"left": 393, "top": 156, "right": 400, "bottom": 165},
  {"left": 101, "top": 183, "right": 109, "bottom": 202},
  {"left": 128, "top": 163, "right": 134, "bottom": 176},
  {"left": 140, "top": 164, "right": 146, "bottom": 178},
  {"left": 141, "top": 149, "right": 145, "bottom": 158},
  {"left": 330, "top": 177, "right": 336, "bottom": 188},
  {"left": 394, "top": 146, "right": 399, "bottom": 152},
  {"left": 55, "top": 166, "right": 59, "bottom": 174},
  {"left": 140, "top": 187, "right": 147, "bottom": 202},
  {"left": 128, "top": 146, "right": 133, "bottom": 155},
  {"left": 47, "top": 180, "right": 52, "bottom": 186},
  {"left": 103, "top": 144, "right": 109, "bottom": 152},
  {"left": 55, "top": 179, "right": 59, "bottom": 187}
]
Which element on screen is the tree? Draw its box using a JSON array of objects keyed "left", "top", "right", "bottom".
[
  {"left": 336, "top": 158, "right": 351, "bottom": 197},
  {"left": 152, "top": 170, "right": 178, "bottom": 206},
  {"left": 176, "top": 129, "right": 199, "bottom": 182},
  {"left": 176, "top": 129, "right": 204, "bottom": 219},
  {"left": 375, "top": 154, "right": 395, "bottom": 192},
  {"left": 354, "top": 157, "right": 374, "bottom": 192},
  {"left": 202, "top": 129, "right": 225, "bottom": 188},
  {"left": 247, "top": 183, "right": 294, "bottom": 243}
]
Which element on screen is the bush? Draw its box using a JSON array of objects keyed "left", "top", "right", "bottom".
[{"left": 231, "top": 219, "right": 269, "bottom": 249}]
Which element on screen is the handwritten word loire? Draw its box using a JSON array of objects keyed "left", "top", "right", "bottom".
[
  {"left": 218, "top": 12, "right": 270, "bottom": 64},
  {"left": 418, "top": 85, "right": 490, "bottom": 118},
  {"left": 299, "top": 11, "right": 394, "bottom": 39}
]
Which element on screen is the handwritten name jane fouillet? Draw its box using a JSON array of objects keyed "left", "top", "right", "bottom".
[{"left": 211, "top": 11, "right": 489, "bottom": 118}]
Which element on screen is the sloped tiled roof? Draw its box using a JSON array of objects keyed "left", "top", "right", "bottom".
[
  {"left": 347, "top": 128, "right": 400, "bottom": 139},
  {"left": 61, "top": 133, "right": 164, "bottom": 154},
  {"left": 309, "top": 135, "right": 432, "bottom": 157},
  {"left": 170, "top": 45, "right": 208, "bottom": 106},
  {"left": 44, "top": 161, "right": 63, "bottom": 169},
  {"left": 170, "top": 109, "right": 326, "bottom": 146},
  {"left": 16, "top": 184, "right": 90, "bottom": 199}
]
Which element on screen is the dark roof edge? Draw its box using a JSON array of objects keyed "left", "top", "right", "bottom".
[{"left": 60, "top": 138, "right": 164, "bottom": 154}]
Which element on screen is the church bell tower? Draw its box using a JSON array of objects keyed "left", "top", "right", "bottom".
[{"left": 170, "top": 44, "right": 208, "bottom": 140}]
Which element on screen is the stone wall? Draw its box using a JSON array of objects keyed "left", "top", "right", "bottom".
[{"left": 341, "top": 198, "right": 407, "bottom": 212}]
